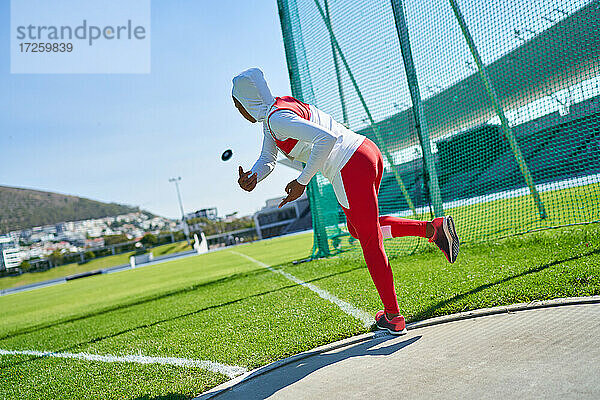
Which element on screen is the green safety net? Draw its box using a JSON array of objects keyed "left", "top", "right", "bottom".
[{"left": 276, "top": 0, "right": 600, "bottom": 258}]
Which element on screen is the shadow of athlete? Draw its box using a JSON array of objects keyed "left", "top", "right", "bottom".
[{"left": 206, "top": 334, "right": 421, "bottom": 400}]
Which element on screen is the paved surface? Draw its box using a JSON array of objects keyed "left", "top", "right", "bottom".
[{"left": 202, "top": 303, "right": 600, "bottom": 399}]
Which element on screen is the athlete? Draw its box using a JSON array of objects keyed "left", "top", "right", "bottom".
[{"left": 232, "top": 68, "right": 459, "bottom": 335}]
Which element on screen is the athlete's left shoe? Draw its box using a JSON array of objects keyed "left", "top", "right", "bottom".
[
  {"left": 429, "top": 216, "right": 460, "bottom": 263},
  {"left": 375, "top": 310, "right": 407, "bottom": 335}
]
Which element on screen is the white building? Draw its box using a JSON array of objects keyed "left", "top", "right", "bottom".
[
  {"left": 187, "top": 208, "right": 218, "bottom": 221},
  {"left": 2, "top": 248, "right": 21, "bottom": 270},
  {"left": 0, "top": 237, "right": 21, "bottom": 271}
]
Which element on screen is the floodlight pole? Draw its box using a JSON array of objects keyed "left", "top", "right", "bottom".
[
  {"left": 390, "top": 0, "right": 444, "bottom": 218},
  {"left": 449, "top": 0, "right": 547, "bottom": 220},
  {"left": 169, "top": 177, "right": 191, "bottom": 245}
]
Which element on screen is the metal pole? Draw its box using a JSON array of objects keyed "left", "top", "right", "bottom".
[
  {"left": 277, "top": 0, "right": 330, "bottom": 258},
  {"left": 449, "top": 0, "right": 547, "bottom": 219},
  {"left": 173, "top": 179, "right": 185, "bottom": 218},
  {"left": 323, "top": 0, "right": 349, "bottom": 125},
  {"left": 390, "top": 0, "right": 444, "bottom": 218},
  {"left": 313, "top": 0, "right": 418, "bottom": 218},
  {"left": 277, "top": 0, "right": 316, "bottom": 103},
  {"left": 169, "top": 177, "right": 191, "bottom": 245}
]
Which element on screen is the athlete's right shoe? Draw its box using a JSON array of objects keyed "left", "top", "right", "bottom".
[
  {"left": 429, "top": 215, "right": 460, "bottom": 263},
  {"left": 375, "top": 310, "right": 407, "bottom": 335}
]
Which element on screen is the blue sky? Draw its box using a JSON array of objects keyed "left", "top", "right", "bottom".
[{"left": 1, "top": 0, "right": 298, "bottom": 219}]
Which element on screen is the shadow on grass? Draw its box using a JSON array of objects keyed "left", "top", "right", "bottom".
[
  {"left": 197, "top": 335, "right": 421, "bottom": 400},
  {"left": 156, "top": 244, "right": 189, "bottom": 256},
  {"left": 0, "top": 266, "right": 289, "bottom": 340},
  {"left": 1, "top": 258, "right": 368, "bottom": 342},
  {"left": 409, "top": 248, "right": 600, "bottom": 322},
  {"left": 0, "top": 264, "right": 368, "bottom": 369},
  {"left": 156, "top": 245, "right": 177, "bottom": 256}
]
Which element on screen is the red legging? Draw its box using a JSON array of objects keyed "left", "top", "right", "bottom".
[{"left": 340, "top": 138, "right": 427, "bottom": 314}]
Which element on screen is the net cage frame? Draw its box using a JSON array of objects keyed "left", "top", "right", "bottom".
[{"left": 276, "top": 0, "right": 600, "bottom": 259}]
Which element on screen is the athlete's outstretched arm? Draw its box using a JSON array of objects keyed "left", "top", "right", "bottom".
[
  {"left": 268, "top": 110, "right": 336, "bottom": 185},
  {"left": 238, "top": 128, "right": 278, "bottom": 192},
  {"left": 250, "top": 128, "right": 278, "bottom": 183}
]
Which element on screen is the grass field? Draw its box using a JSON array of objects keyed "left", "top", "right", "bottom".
[
  {"left": 342, "top": 182, "right": 600, "bottom": 257},
  {"left": 446, "top": 181, "right": 600, "bottom": 240},
  {"left": 0, "top": 240, "right": 194, "bottom": 291},
  {"left": 1, "top": 224, "right": 599, "bottom": 399},
  {"left": 5, "top": 182, "right": 597, "bottom": 291}
]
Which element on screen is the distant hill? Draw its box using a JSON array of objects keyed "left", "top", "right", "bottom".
[{"left": 0, "top": 186, "right": 142, "bottom": 234}]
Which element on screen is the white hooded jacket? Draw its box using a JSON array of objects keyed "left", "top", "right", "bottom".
[{"left": 232, "top": 68, "right": 365, "bottom": 208}]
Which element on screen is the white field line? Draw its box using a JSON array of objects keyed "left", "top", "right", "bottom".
[
  {"left": 231, "top": 251, "right": 373, "bottom": 328},
  {"left": 0, "top": 349, "right": 247, "bottom": 378}
]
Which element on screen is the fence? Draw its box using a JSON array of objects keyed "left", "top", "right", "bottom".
[{"left": 276, "top": 0, "right": 600, "bottom": 258}]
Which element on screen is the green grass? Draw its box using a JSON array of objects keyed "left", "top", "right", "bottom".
[
  {"left": 0, "top": 240, "right": 196, "bottom": 291},
  {"left": 445, "top": 181, "right": 600, "bottom": 241},
  {"left": 0, "top": 233, "right": 313, "bottom": 339},
  {"left": 1, "top": 225, "right": 599, "bottom": 399},
  {"left": 0, "top": 252, "right": 134, "bottom": 290},
  {"left": 6, "top": 181, "right": 596, "bottom": 291}
]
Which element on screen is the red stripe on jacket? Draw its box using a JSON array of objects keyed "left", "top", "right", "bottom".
[{"left": 267, "top": 96, "right": 311, "bottom": 155}]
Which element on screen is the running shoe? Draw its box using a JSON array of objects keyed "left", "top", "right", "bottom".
[
  {"left": 375, "top": 310, "right": 407, "bottom": 335},
  {"left": 429, "top": 215, "right": 460, "bottom": 263}
]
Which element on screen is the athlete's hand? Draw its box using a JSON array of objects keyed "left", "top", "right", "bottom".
[
  {"left": 238, "top": 166, "right": 257, "bottom": 192},
  {"left": 279, "top": 180, "right": 306, "bottom": 208}
]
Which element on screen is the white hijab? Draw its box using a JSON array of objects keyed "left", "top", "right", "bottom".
[{"left": 232, "top": 68, "right": 275, "bottom": 122}]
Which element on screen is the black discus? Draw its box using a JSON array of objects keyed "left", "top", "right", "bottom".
[{"left": 221, "top": 149, "right": 233, "bottom": 161}]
